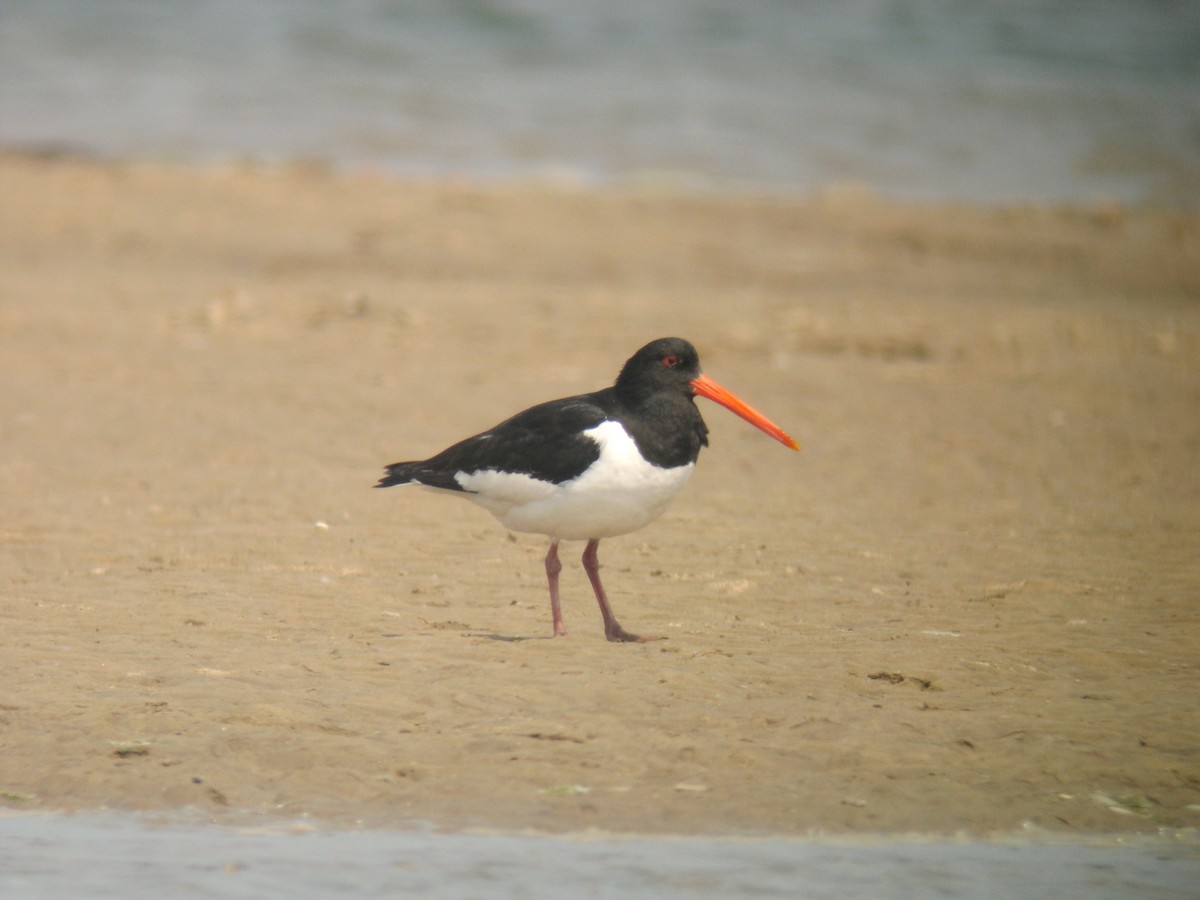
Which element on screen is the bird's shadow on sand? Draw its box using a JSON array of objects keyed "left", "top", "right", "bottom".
[
  {"left": 465, "top": 631, "right": 550, "bottom": 642},
  {"left": 382, "top": 630, "right": 548, "bottom": 642}
]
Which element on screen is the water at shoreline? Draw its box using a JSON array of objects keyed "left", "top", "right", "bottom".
[
  {"left": 1, "top": 0, "right": 1197, "bottom": 206},
  {"left": 2, "top": 812, "right": 1198, "bottom": 899}
]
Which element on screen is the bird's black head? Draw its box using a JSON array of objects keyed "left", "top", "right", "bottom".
[
  {"left": 614, "top": 336, "right": 801, "bottom": 453},
  {"left": 614, "top": 337, "right": 702, "bottom": 405}
]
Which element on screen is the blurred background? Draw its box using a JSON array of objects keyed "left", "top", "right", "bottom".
[{"left": 1, "top": 0, "right": 1197, "bottom": 207}]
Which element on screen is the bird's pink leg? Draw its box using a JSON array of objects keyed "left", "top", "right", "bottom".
[
  {"left": 545, "top": 541, "right": 567, "bottom": 637},
  {"left": 581, "top": 539, "right": 664, "bottom": 643}
]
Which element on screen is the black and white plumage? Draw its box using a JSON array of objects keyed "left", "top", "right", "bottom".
[{"left": 376, "top": 337, "right": 798, "bottom": 642}]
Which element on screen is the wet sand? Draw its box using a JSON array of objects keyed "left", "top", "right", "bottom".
[{"left": 1, "top": 156, "right": 1198, "bottom": 835}]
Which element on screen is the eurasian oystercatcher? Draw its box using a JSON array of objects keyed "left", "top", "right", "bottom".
[{"left": 376, "top": 337, "right": 798, "bottom": 642}]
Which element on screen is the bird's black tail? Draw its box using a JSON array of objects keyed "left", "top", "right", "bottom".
[
  {"left": 376, "top": 461, "right": 466, "bottom": 491},
  {"left": 375, "top": 462, "right": 419, "bottom": 489}
]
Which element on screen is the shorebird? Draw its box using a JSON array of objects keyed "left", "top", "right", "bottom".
[{"left": 376, "top": 337, "right": 798, "bottom": 642}]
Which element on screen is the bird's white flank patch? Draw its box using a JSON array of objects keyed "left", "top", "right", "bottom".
[{"left": 453, "top": 420, "right": 694, "bottom": 540}]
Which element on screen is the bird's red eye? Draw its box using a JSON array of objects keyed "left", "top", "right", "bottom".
[{"left": 662, "top": 354, "right": 680, "bottom": 368}]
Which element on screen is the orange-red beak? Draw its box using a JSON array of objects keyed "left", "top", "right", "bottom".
[{"left": 690, "top": 373, "right": 800, "bottom": 451}]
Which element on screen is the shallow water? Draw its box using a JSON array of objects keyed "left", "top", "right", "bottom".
[
  {"left": 2, "top": 813, "right": 1198, "bottom": 899},
  {"left": 1, "top": 0, "right": 1197, "bottom": 206}
]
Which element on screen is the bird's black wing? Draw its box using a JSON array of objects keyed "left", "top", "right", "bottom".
[{"left": 376, "top": 390, "right": 616, "bottom": 491}]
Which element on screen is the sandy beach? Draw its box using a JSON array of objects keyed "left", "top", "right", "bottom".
[{"left": 1, "top": 155, "right": 1197, "bottom": 836}]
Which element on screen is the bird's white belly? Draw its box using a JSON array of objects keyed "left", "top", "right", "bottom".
[{"left": 453, "top": 420, "right": 695, "bottom": 541}]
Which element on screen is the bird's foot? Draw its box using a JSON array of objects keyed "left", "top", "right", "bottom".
[{"left": 605, "top": 625, "right": 666, "bottom": 643}]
